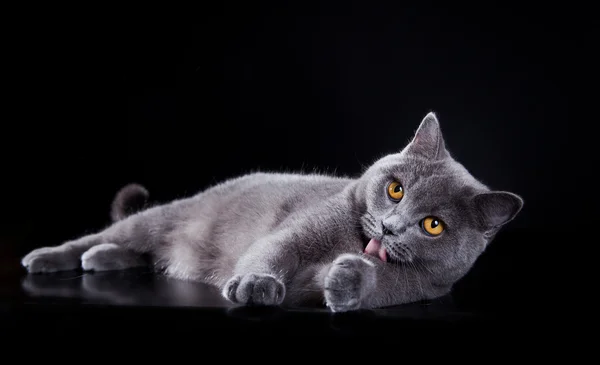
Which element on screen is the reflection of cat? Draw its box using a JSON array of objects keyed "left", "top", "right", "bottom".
[{"left": 21, "top": 113, "right": 523, "bottom": 312}]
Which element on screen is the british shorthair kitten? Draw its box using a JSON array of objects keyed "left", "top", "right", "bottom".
[{"left": 21, "top": 113, "right": 523, "bottom": 312}]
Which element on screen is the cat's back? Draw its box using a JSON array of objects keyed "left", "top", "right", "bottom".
[
  {"left": 204, "top": 171, "right": 355, "bottom": 211},
  {"left": 178, "top": 171, "right": 351, "bottom": 231}
]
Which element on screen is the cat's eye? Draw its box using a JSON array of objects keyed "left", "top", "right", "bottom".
[
  {"left": 421, "top": 217, "right": 444, "bottom": 236},
  {"left": 387, "top": 181, "right": 404, "bottom": 202}
]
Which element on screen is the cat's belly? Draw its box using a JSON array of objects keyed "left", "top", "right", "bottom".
[
  {"left": 161, "top": 240, "right": 210, "bottom": 281},
  {"left": 159, "top": 209, "right": 275, "bottom": 286}
]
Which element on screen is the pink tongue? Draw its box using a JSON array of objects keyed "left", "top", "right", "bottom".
[{"left": 364, "top": 238, "right": 387, "bottom": 262}]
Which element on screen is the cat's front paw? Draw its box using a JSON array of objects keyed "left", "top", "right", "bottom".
[
  {"left": 222, "top": 273, "right": 286, "bottom": 306},
  {"left": 21, "top": 246, "right": 80, "bottom": 273},
  {"left": 324, "top": 254, "right": 377, "bottom": 312}
]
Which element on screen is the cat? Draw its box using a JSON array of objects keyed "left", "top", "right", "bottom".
[{"left": 21, "top": 113, "right": 523, "bottom": 312}]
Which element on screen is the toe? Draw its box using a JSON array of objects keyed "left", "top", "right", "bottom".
[
  {"left": 236, "top": 274, "right": 257, "bottom": 304},
  {"left": 223, "top": 275, "right": 242, "bottom": 302}
]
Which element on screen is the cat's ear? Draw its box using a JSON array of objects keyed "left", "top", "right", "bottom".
[
  {"left": 471, "top": 191, "right": 524, "bottom": 236},
  {"left": 405, "top": 112, "right": 449, "bottom": 160}
]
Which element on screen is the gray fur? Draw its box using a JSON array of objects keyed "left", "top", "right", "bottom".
[
  {"left": 110, "top": 183, "right": 149, "bottom": 221},
  {"left": 21, "top": 113, "right": 523, "bottom": 312}
]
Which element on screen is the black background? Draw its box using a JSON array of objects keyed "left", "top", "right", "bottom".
[{"left": 1, "top": 2, "right": 596, "bottom": 319}]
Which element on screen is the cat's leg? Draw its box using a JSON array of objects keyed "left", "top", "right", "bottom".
[
  {"left": 321, "top": 253, "right": 451, "bottom": 312},
  {"left": 21, "top": 233, "right": 104, "bottom": 273},
  {"left": 22, "top": 207, "right": 168, "bottom": 274},
  {"left": 222, "top": 230, "right": 300, "bottom": 306},
  {"left": 23, "top": 239, "right": 148, "bottom": 273}
]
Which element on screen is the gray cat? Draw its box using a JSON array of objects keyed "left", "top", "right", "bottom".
[{"left": 21, "top": 113, "right": 523, "bottom": 312}]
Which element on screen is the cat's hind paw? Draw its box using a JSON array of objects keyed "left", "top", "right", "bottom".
[
  {"left": 21, "top": 247, "right": 80, "bottom": 273},
  {"left": 81, "top": 243, "right": 147, "bottom": 271},
  {"left": 223, "top": 273, "right": 286, "bottom": 306}
]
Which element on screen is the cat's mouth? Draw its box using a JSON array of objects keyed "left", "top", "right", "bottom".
[
  {"left": 364, "top": 238, "right": 387, "bottom": 262},
  {"left": 365, "top": 237, "right": 411, "bottom": 263}
]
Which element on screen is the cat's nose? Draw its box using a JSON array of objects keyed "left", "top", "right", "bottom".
[
  {"left": 382, "top": 222, "right": 394, "bottom": 236},
  {"left": 382, "top": 220, "right": 406, "bottom": 236}
]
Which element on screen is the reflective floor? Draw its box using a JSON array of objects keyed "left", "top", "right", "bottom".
[{"left": 1, "top": 267, "right": 493, "bottom": 339}]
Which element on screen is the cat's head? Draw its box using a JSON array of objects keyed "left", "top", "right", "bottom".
[{"left": 359, "top": 112, "right": 523, "bottom": 284}]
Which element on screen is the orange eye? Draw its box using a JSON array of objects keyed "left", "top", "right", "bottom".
[
  {"left": 387, "top": 181, "right": 404, "bottom": 201},
  {"left": 421, "top": 217, "right": 444, "bottom": 236}
]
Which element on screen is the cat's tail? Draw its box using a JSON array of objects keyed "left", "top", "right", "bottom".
[{"left": 110, "top": 183, "right": 150, "bottom": 222}]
